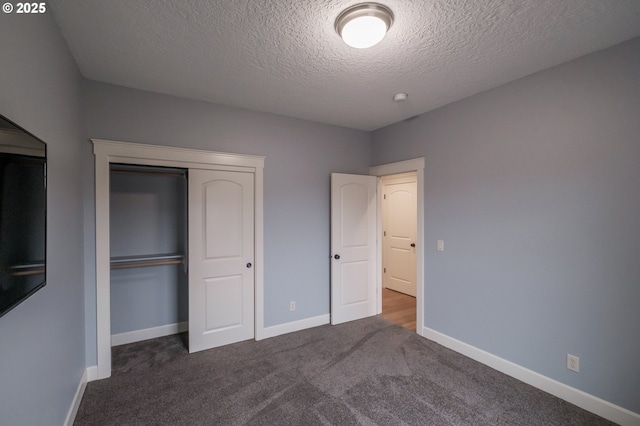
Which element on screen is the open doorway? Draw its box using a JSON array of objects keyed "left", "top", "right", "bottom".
[
  {"left": 381, "top": 287, "right": 416, "bottom": 331},
  {"left": 370, "top": 158, "right": 424, "bottom": 335},
  {"left": 379, "top": 173, "right": 417, "bottom": 331}
]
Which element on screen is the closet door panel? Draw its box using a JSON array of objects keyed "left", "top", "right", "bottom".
[
  {"left": 189, "top": 169, "right": 254, "bottom": 353},
  {"left": 204, "top": 275, "right": 243, "bottom": 330},
  {"left": 204, "top": 180, "right": 243, "bottom": 259}
]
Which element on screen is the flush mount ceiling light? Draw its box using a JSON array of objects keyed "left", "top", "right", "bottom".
[{"left": 335, "top": 3, "right": 394, "bottom": 49}]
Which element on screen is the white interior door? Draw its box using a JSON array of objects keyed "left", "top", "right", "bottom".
[
  {"left": 331, "top": 173, "right": 377, "bottom": 325},
  {"left": 188, "top": 169, "right": 254, "bottom": 353},
  {"left": 382, "top": 174, "right": 417, "bottom": 297}
]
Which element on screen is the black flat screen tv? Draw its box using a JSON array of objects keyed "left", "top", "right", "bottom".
[{"left": 0, "top": 115, "right": 46, "bottom": 318}]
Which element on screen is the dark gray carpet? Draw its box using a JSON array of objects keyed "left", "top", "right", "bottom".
[{"left": 75, "top": 317, "right": 614, "bottom": 425}]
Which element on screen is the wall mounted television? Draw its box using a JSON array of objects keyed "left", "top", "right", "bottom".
[{"left": 0, "top": 114, "right": 46, "bottom": 318}]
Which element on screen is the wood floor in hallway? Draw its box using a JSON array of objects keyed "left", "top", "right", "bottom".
[{"left": 381, "top": 288, "right": 416, "bottom": 332}]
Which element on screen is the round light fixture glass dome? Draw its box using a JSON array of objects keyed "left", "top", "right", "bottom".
[{"left": 335, "top": 3, "right": 394, "bottom": 49}]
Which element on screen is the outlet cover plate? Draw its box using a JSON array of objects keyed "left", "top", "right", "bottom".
[{"left": 567, "top": 354, "right": 580, "bottom": 372}]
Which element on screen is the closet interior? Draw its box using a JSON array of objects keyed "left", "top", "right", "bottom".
[{"left": 109, "top": 164, "right": 188, "bottom": 345}]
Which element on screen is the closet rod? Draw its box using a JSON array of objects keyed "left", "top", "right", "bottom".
[{"left": 110, "top": 253, "right": 185, "bottom": 270}]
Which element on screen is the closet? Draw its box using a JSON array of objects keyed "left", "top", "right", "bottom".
[
  {"left": 93, "top": 139, "right": 264, "bottom": 379},
  {"left": 109, "top": 164, "right": 187, "bottom": 345}
]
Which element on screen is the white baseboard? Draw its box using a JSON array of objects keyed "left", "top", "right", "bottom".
[
  {"left": 86, "top": 365, "right": 98, "bottom": 382},
  {"left": 111, "top": 316, "right": 330, "bottom": 346},
  {"left": 258, "top": 314, "right": 330, "bottom": 340},
  {"left": 64, "top": 368, "right": 89, "bottom": 426},
  {"left": 111, "top": 322, "right": 188, "bottom": 346},
  {"left": 422, "top": 326, "right": 640, "bottom": 426}
]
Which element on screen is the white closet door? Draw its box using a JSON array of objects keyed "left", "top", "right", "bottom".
[
  {"left": 188, "top": 169, "right": 254, "bottom": 353},
  {"left": 330, "top": 173, "right": 377, "bottom": 325}
]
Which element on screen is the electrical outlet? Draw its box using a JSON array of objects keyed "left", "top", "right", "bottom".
[
  {"left": 567, "top": 354, "right": 580, "bottom": 373},
  {"left": 290, "top": 301, "right": 296, "bottom": 311}
]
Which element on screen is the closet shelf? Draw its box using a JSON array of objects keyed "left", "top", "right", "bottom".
[
  {"left": 7, "top": 262, "right": 45, "bottom": 276},
  {"left": 110, "top": 253, "right": 185, "bottom": 270}
]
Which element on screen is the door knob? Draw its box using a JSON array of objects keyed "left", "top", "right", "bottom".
[
  {"left": 411, "top": 243, "right": 416, "bottom": 247},
  {"left": 246, "top": 262, "right": 252, "bottom": 268},
  {"left": 334, "top": 254, "right": 340, "bottom": 260}
]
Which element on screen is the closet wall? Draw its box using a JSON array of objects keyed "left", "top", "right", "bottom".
[{"left": 109, "top": 165, "right": 187, "bottom": 339}]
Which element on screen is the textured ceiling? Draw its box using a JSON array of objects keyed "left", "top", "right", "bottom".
[{"left": 47, "top": 0, "right": 640, "bottom": 131}]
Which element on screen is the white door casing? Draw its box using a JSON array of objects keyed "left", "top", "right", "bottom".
[
  {"left": 330, "top": 173, "right": 377, "bottom": 325},
  {"left": 93, "top": 140, "right": 264, "bottom": 379},
  {"left": 382, "top": 173, "right": 417, "bottom": 297},
  {"left": 370, "top": 158, "right": 425, "bottom": 335},
  {"left": 188, "top": 169, "right": 255, "bottom": 353}
]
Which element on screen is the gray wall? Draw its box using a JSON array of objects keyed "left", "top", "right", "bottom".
[
  {"left": 82, "top": 81, "right": 371, "bottom": 363},
  {"left": 110, "top": 171, "right": 187, "bottom": 334},
  {"left": 0, "top": 12, "right": 85, "bottom": 426},
  {"left": 371, "top": 37, "right": 640, "bottom": 413}
]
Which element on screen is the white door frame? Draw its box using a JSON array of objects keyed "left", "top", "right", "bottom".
[
  {"left": 370, "top": 158, "right": 425, "bottom": 335},
  {"left": 93, "top": 139, "right": 265, "bottom": 379}
]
